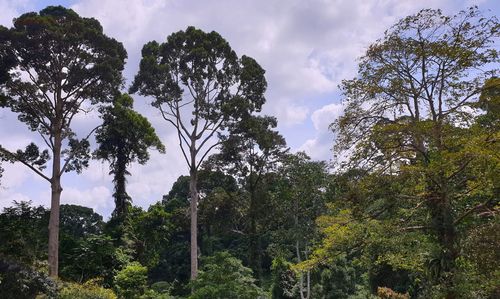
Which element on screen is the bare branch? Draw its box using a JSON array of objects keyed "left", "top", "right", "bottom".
[{"left": 196, "top": 141, "right": 222, "bottom": 170}]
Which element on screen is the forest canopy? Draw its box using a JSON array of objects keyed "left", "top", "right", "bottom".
[{"left": 0, "top": 4, "right": 498, "bottom": 299}]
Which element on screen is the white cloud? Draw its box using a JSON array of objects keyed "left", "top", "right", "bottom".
[
  {"left": 311, "top": 103, "right": 344, "bottom": 131},
  {"left": 81, "top": 160, "right": 111, "bottom": 183},
  {"left": 299, "top": 137, "right": 333, "bottom": 161},
  {"left": 270, "top": 98, "right": 309, "bottom": 127},
  {"left": 0, "top": 162, "right": 33, "bottom": 189},
  {"left": 0, "top": 192, "right": 32, "bottom": 207},
  {"left": 59, "top": 186, "right": 113, "bottom": 213},
  {"left": 0, "top": 0, "right": 28, "bottom": 25},
  {"left": 127, "top": 133, "right": 191, "bottom": 207},
  {"left": 298, "top": 103, "right": 343, "bottom": 160},
  {"left": 70, "top": 0, "right": 452, "bottom": 108}
]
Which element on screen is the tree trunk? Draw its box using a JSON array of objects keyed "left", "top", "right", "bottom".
[
  {"left": 113, "top": 151, "right": 129, "bottom": 218},
  {"left": 428, "top": 191, "right": 457, "bottom": 299},
  {"left": 189, "top": 168, "right": 199, "bottom": 280},
  {"left": 296, "top": 219, "right": 310, "bottom": 299},
  {"left": 48, "top": 133, "right": 62, "bottom": 277},
  {"left": 248, "top": 180, "right": 263, "bottom": 284}
]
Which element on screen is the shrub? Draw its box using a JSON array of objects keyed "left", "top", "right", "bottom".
[
  {"left": 114, "top": 262, "right": 148, "bottom": 299},
  {"left": 58, "top": 280, "right": 116, "bottom": 299},
  {"left": 0, "top": 256, "right": 57, "bottom": 299},
  {"left": 377, "top": 287, "right": 409, "bottom": 299},
  {"left": 189, "top": 251, "right": 264, "bottom": 299}
]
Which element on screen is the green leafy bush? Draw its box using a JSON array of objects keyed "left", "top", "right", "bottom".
[
  {"left": 189, "top": 251, "right": 265, "bottom": 299},
  {"left": 58, "top": 280, "right": 116, "bottom": 299},
  {"left": 114, "top": 262, "right": 148, "bottom": 298},
  {"left": 0, "top": 256, "right": 56, "bottom": 299}
]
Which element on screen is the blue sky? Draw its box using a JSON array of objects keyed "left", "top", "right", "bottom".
[{"left": 1, "top": 0, "right": 498, "bottom": 218}]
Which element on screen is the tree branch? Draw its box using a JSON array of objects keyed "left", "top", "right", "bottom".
[
  {"left": 0, "top": 146, "right": 51, "bottom": 183},
  {"left": 59, "top": 125, "right": 101, "bottom": 175}
]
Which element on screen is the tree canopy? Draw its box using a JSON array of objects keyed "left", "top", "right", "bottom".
[
  {"left": 95, "top": 93, "right": 164, "bottom": 219},
  {"left": 130, "top": 26, "right": 268, "bottom": 279},
  {"left": 0, "top": 4, "right": 498, "bottom": 299},
  {"left": 0, "top": 5, "right": 126, "bottom": 277}
]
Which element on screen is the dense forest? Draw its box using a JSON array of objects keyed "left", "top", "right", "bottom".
[{"left": 0, "top": 4, "right": 498, "bottom": 299}]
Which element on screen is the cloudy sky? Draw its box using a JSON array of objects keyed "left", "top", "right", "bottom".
[{"left": 1, "top": 0, "right": 498, "bottom": 217}]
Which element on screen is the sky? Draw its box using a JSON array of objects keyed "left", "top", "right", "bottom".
[{"left": 1, "top": 0, "right": 498, "bottom": 218}]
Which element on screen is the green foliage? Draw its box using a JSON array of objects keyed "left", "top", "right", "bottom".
[
  {"left": 128, "top": 204, "right": 175, "bottom": 268},
  {"left": 0, "top": 256, "right": 57, "bottom": 299},
  {"left": 377, "top": 287, "right": 409, "bottom": 299},
  {"left": 312, "top": 257, "right": 361, "bottom": 299},
  {"left": 59, "top": 205, "right": 110, "bottom": 283},
  {"left": 131, "top": 25, "right": 269, "bottom": 279},
  {"left": 0, "top": 4, "right": 126, "bottom": 162},
  {"left": 139, "top": 281, "right": 175, "bottom": 298},
  {"left": 0, "top": 4, "right": 127, "bottom": 276},
  {"left": 325, "top": 6, "right": 499, "bottom": 297},
  {"left": 0, "top": 5, "right": 498, "bottom": 299},
  {"left": 0, "top": 201, "right": 48, "bottom": 265},
  {"left": 270, "top": 256, "right": 295, "bottom": 298},
  {"left": 189, "top": 251, "right": 265, "bottom": 299},
  {"left": 95, "top": 93, "right": 164, "bottom": 219},
  {"left": 60, "top": 205, "right": 104, "bottom": 239},
  {"left": 58, "top": 280, "right": 117, "bottom": 299},
  {"left": 130, "top": 26, "right": 267, "bottom": 121},
  {"left": 60, "top": 234, "right": 119, "bottom": 286},
  {"left": 114, "top": 262, "right": 148, "bottom": 299},
  {"left": 205, "top": 115, "right": 288, "bottom": 281},
  {"left": 14, "top": 143, "right": 50, "bottom": 171},
  {"left": 452, "top": 217, "right": 500, "bottom": 298}
]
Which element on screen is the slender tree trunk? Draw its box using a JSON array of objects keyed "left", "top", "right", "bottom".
[
  {"left": 189, "top": 167, "right": 199, "bottom": 280},
  {"left": 248, "top": 180, "right": 263, "bottom": 284},
  {"left": 295, "top": 213, "right": 310, "bottom": 299},
  {"left": 114, "top": 151, "right": 128, "bottom": 218},
  {"left": 48, "top": 132, "right": 62, "bottom": 277},
  {"left": 306, "top": 248, "right": 311, "bottom": 299}
]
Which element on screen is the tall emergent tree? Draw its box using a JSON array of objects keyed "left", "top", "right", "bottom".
[
  {"left": 276, "top": 153, "right": 328, "bottom": 299},
  {"left": 0, "top": 6, "right": 126, "bottom": 277},
  {"left": 331, "top": 7, "right": 498, "bottom": 297},
  {"left": 206, "top": 115, "right": 287, "bottom": 282},
  {"left": 95, "top": 93, "right": 165, "bottom": 220},
  {"left": 130, "top": 26, "right": 267, "bottom": 279}
]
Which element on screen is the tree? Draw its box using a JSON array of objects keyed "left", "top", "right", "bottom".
[
  {"left": 206, "top": 114, "right": 287, "bottom": 282},
  {"left": 60, "top": 204, "right": 105, "bottom": 239},
  {"left": 130, "top": 26, "right": 267, "bottom": 279},
  {"left": 150, "top": 172, "right": 240, "bottom": 296},
  {"left": 58, "top": 204, "right": 107, "bottom": 282},
  {"left": 274, "top": 153, "right": 328, "bottom": 299},
  {"left": 196, "top": 170, "right": 243, "bottom": 257},
  {"left": 0, "top": 201, "right": 49, "bottom": 265},
  {"left": 0, "top": 6, "right": 126, "bottom": 277},
  {"left": 127, "top": 203, "right": 174, "bottom": 269},
  {"left": 61, "top": 234, "right": 118, "bottom": 285},
  {"left": 0, "top": 25, "right": 15, "bottom": 105},
  {"left": 95, "top": 93, "right": 164, "bottom": 219},
  {"left": 331, "top": 7, "right": 499, "bottom": 297}
]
